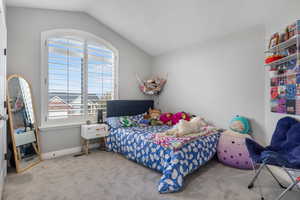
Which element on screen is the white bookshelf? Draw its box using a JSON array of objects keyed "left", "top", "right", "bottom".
[
  {"left": 265, "top": 53, "right": 298, "bottom": 67},
  {"left": 265, "top": 34, "right": 299, "bottom": 54},
  {"left": 265, "top": 28, "right": 299, "bottom": 69}
]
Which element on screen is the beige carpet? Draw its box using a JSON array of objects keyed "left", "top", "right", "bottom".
[{"left": 3, "top": 151, "right": 299, "bottom": 200}]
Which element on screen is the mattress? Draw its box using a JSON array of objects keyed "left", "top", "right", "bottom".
[{"left": 106, "top": 125, "right": 220, "bottom": 193}]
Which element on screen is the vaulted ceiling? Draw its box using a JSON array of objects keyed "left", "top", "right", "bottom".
[{"left": 6, "top": 0, "right": 300, "bottom": 56}]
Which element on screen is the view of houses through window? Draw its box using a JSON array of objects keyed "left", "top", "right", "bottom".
[{"left": 47, "top": 36, "right": 115, "bottom": 121}]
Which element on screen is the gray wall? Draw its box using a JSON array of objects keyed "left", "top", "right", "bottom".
[
  {"left": 6, "top": 7, "right": 153, "bottom": 153},
  {"left": 153, "top": 25, "right": 266, "bottom": 142}
]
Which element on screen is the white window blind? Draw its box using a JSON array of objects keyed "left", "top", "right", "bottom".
[
  {"left": 45, "top": 34, "right": 116, "bottom": 123},
  {"left": 87, "top": 43, "right": 114, "bottom": 116},
  {"left": 48, "top": 38, "right": 84, "bottom": 120}
]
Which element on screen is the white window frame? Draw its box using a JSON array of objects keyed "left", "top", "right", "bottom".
[{"left": 41, "top": 29, "right": 119, "bottom": 127}]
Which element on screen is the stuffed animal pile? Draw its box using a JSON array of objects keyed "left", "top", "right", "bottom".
[
  {"left": 137, "top": 76, "right": 167, "bottom": 96},
  {"left": 159, "top": 112, "right": 191, "bottom": 125},
  {"left": 142, "top": 109, "right": 192, "bottom": 126}
]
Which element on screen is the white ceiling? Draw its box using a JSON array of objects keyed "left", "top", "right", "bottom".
[{"left": 5, "top": 0, "right": 300, "bottom": 56}]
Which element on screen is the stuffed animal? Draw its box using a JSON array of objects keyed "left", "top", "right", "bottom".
[
  {"left": 217, "top": 130, "right": 253, "bottom": 169},
  {"left": 175, "top": 117, "right": 207, "bottom": 136},
  {"left": 160, "top": 113, "right": 173, "bottom": 126},
  {"left": 171, "top": 112, "right": 190, "bottom": 125},
  {"left": 217, "top": 115, "right": 253, "bottom": 169},
  {"left": 119, "top": 116, "right": 136, "bottom": 127},
  {"left": 229, "top": 115, "right": 251, "bottom": 134},
  {"left": 147, "top": 108, "right": 163, "bottom": 126},
  {"left": 157, "top": 117, "right": 213, "bottom": 137}
]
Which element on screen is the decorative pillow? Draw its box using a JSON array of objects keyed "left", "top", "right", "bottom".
[
  {"left": 106, "top": 117, "right": 122, "bottom": 129},
  {"left": 106, "top": 113, "right": 146, "bottom": 128},
  {"left": 129, "top": 113, "right": 146, "bottom": 123},
  {"left": 120, "top": 116, "right": 136, "bottom": 127}
]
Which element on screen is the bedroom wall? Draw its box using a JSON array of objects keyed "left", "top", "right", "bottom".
[
  {"left": 6, "top": 7, "right": 152, "bottom": 154},
  {"left": 264, "top": 9, "right": 300, "bottom": 142},
  {"left": 153, "top": 25, "right": 266, "bottom": 142},
  {"left": 6, "top": 5, "right": 300, "bottom": 157},
  {"left": 263, "top": 5, "right": 300, "bottom": 183}
]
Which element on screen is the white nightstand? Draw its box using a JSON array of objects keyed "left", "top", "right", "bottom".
[{"left": 81, "top": 124, "right": 109, "bottom": 155}]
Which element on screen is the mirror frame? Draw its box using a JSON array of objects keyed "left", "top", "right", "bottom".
[{"left": 7, "top": 74, "right": 42, "bottom": 173}]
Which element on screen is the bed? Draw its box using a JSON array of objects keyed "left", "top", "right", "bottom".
[{"left": 105, "top": 100, "right": 220, "bottom": 193}]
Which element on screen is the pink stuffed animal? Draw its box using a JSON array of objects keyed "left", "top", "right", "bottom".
[
  {"left": 160, "top": 113, "right": 173, "bottom": 126},
  {"left": 172, "top": 112, "right": 190, "bottom": 125}
]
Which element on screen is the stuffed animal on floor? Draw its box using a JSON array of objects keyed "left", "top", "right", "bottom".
[
  {"left": 217, "top": 115, "right": 253, "bottom": 169},
  {"left": 160, "top": 113, "right": 173, "bottom": 126},
  {"left": 217, "top": 130, "right": 253, "bottom": 169},
  {"left": 144, "top": 108, "right": 164, "bottom": 126},
  {"left": 229, "top": 115, "right": 251, "bottom": 134},
  {"left": 171, "top": 112, "right": 191, "bottom": 125}
]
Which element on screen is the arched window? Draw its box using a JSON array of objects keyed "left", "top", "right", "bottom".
[{"left": 41, "top": 29, "right": 118, "bottom": 126}]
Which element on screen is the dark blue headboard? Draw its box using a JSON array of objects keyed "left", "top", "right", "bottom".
[{"left": 106, "top": 100, "right": 154, "bottom": 117}]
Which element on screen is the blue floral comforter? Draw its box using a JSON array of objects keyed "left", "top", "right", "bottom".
[{"left": 106, "top": 125, "right": 220, "bottom": 193}]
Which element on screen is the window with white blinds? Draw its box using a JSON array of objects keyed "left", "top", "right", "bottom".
[{"left": 42, "top": 30, "right": 117, "bottom": 124}]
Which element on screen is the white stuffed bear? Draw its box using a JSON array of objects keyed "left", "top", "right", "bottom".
[{"left": 161, "top": 117, "right": 208, "bottom": 137}]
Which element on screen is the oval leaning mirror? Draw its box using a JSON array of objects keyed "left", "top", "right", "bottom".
[{"left": 7, "top": 75, "right": 42, "bottom": 173}]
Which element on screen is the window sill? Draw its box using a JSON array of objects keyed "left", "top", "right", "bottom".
[{"left": 39, "top": 122, "right": 86, "bottom": 131}]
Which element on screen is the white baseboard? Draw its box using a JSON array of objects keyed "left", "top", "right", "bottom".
[{"left": 41, "top": 143, "right": 100, "bottom": 160}]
